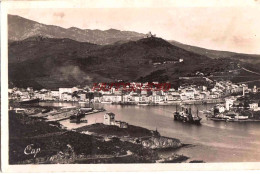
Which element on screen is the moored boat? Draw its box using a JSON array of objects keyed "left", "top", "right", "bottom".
[
  {"left": 19, "top": 98, "right": 40, "bottom": 104},
  {"left": 173, "top": 105, "right": 202, "bottom": 124},
  {"left": 101, "top": 101, "right": 112, "bottom": 104},
  {"left": 138, "top": 102, "right": 149, "bottom": 106},
  {"left": 70, "top": 112, "right": 86, "bottom": 123},
  {"left": 80, "top": 107, "right": 93, "bottom": 114},
  {"left": 235, "top": 115, "right": 248, "bottom": 120},
  {"left": 210, "top": 109, "right": 249, "bottom": 122}
]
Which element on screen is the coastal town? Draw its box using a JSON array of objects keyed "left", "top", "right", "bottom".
[
  {"left": 8, "top": 79, "right": 260, "bottom": 164},
  {"left": 9, "top": 79, "right": 260, "bottom": 124},
  {"left": 8, "top": 80, "right": 259, "bottom": 105}
]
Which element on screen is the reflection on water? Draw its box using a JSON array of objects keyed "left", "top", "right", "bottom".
[{"left": 39, "top": 102, "right": 260, "bottom": 162}]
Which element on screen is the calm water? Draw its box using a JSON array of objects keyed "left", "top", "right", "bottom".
[{"left": 39, "top": 102, "right": 260, "bottom": 162}]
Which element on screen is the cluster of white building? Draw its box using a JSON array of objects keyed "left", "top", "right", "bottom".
[
  {"left": 213, "top": 81, "right": 249, "bottom": 96},
  {"left": 215, "top": 95, "right": 260, "bottom": 114},
  {"left": 8, "top": 81, "right": 259, "bottom": 104},
  {"left": 8, "top": 87, "right": 90, "bottom": 102},
  {"left": 93, "top": 81, "right": 254, "bottom": 104}
]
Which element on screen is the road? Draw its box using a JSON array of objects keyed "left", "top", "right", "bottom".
[
  {"left": 241, "top": 67, "right": 260, "bottom": 76},
  {"left": 237, "top": 79, "right": 260, "bottom": 84},
  {"left": 180, "top": 67, "right": 260, "bottom": 85}
]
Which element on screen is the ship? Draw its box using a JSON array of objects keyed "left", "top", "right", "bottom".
[
  {"left": 210, "top": 112, "right": 249, "bottom": 122},
  {"left": 70, "top": 111, "right": 86, "bottom": 123},
  {"left": 19, "top": 98, "right": 40, "bottom": 104},
  {"left": 207, "top": 104, "right": 250, "bottom": 122},
  {"left": 173, "top": 105, "right": 202, "bottom": 124}
]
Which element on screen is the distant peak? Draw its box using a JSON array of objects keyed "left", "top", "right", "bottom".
[
  {"left": 137, "top": 37, "right": 172, "bottom": 47},
  {"left": 68, "top": 27, "right": 81, "bottom": 30},
  {"left": 106, "top": 28, "right": 120, "bottom": 32},
  {"left": 142, "top": 36, "right": 162, "bottom": 41}
]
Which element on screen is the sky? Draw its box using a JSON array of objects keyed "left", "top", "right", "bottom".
[{"left": 8, "top": 6, "right": 260, "bottom": 54}]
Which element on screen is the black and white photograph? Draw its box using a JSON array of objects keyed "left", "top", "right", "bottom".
[{"left": 1, "top": 0, "right": 260, "bottom": 172}]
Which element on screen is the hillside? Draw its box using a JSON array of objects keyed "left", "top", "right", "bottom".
[
  {"left": 8, "top": 14, "right": 145, "bottom": 45},
  {"left": 9, "top": 36, "right": 230, "bottom": 89},
  {"left": 169, "top": 40, "right": 260, "bottom": 60},
  {"left": 169, "top": 40, "right": 236, "bottom": 59},
  {"left": 8, "top": 36, "right": 98, "bottom": 63}
]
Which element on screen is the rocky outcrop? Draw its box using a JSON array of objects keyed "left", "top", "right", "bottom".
[{"left": 141, "top": 136, "right": 182, "bottom": 149}]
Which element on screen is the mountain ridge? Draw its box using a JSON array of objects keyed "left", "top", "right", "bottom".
[
  {"left": 8, "top": 14, "right": 146, "bottom": 45},
  {"left": 9, "top": 14, "right": 260, "bottom": 59}
]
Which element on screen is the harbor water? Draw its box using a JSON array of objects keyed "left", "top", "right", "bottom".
[{"left": 39, "top": 102, "right": 260, "bottom": 162}]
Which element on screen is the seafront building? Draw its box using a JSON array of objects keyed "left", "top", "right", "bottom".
[{"left": 104, "top": 112, "right": 128, "bottom": 128}]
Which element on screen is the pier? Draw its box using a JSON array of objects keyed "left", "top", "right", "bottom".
[{"left": 47, "top": 109, "right": 106, "bottom": 122}]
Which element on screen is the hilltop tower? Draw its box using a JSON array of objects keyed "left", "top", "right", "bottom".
[{"left": 146, "top": 31, "right": 156, "bottom": 38}]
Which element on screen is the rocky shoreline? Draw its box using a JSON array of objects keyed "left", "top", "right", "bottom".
[{"left": 75, "top": 123, "right": 182, "bottom": 150}]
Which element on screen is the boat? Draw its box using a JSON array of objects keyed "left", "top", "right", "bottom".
[
  {"left": 173, "top": 105, "right": 202, "bottom": 124},
  {"left": 19, "top": 98, "right": 40, "bottom": 104},
  {"left": 80, "top": 107, "right": 93, "bottom": 114},
  {"left": 155, "top": 101, "right": 165, "bottom": 105},
  {"left": 210, "top": 116, "right": 236, "bottom": 122},
  {"left": 138, "top": 102, "right": 149, "bottom": 106},
  {"left": 235, "top": 115, "right": 248, "bottom": 120},
  {"left": 70, "top": 112, "right": 86, "bottom": 123},
  {"left": 41, "top": 108, "right": 51, "bottom": 113},
  {"left": 80, "top": 118, "right": 88, "bottom": 123},
  {"left": 119, "top": 102, "right": 137, "bottom": 105},
  {"left": 209, "top": 107, "right": 251, "bottom": 122},
  {"left": 101, "top": 101, "right": 112, "bottom": 104},
  {"left": 61, "top": 106, "right": 77, "bottom": 110},
  {"left": 202, "top": 110, "right": 212, "bottom": 114}
]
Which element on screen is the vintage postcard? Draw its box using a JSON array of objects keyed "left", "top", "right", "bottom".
[{"left": 1, "top": 0, "right": 260, "bottom": 172}]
